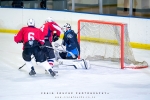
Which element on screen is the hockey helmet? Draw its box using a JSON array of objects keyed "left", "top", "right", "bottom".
[
  {"left": 62, "top": 23, "right": 71, "bottom": 32},
  {"left": 27, "top": 19, "right": 35, "bottom": 26},
  {"left": 64, "top": 23, "right": 71, "bottom": 28},
  {"left": 46, "top": 17, "right": 53, "bottom": 22}
]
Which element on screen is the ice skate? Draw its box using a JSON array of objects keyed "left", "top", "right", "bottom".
[
  {"left": 45, "top": 70, "right": 58, "bottom": 74},
  {"left": 29, "top": 67, "right": 36, "bottom": 76},
  {"left": 48, "top": 69, "right": 56, "bottom": 77}
]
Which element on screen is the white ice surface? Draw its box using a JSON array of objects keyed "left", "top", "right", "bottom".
[{"left": 0, "top": 33, "right": 150, "bottom": 100}]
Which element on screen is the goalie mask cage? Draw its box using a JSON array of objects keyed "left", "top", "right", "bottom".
[{"left": 77, "top": 19, "right": 148, "bottom": 69}]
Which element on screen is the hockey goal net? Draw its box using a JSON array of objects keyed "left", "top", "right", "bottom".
[{"left": 77, "top": 19, "right": 148, "bottom": 69}]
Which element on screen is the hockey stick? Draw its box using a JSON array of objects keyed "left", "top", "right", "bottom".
[{"left": 18, "top": 56, "right": 34, "bottom": 69}]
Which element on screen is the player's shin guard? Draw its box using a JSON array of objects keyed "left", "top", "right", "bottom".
[
  {"left": 39, "top": 61, "right": 56, "bottom": 77},
  {"left": 47, "top": 58, "right": 55, "bottom": 67},
  {"left": 39, "top": 61, "right": 52, "bottom": 71}
]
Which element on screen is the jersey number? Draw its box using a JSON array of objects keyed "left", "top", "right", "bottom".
[{"left": 28, "top": 32, "right": 35, "bottom": 40}]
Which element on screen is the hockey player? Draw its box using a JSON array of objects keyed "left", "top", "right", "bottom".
[
  {"left": 40, "top": 17, "right": 62, "bottom": 68},
  {"left": 14, "top": 19, "right": 56, "bottom": 77},
  {"left": 54, "top": 23, "right": 90, "bottom": 69},
  {"left": 60, "top": 23, "right": 80, "bottom": 59}
]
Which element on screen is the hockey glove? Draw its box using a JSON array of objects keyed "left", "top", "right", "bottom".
[
  {"left": 39, "top": 45, "right": 47, "bottom": 52},
  {"left": 18, "top": 40, "right": 23, "bottom": 43},
  {"left": 52, "top": 34, "right": 59, "bottom": 42}
]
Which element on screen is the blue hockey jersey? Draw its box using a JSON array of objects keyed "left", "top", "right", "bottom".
[{"left": 62, "top": 29, "right": 80, "bottom": 57}]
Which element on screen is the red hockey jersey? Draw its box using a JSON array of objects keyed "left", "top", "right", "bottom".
[
  {"left": 14, "top": 26, "right": 44, "bottom": 46},
  {"left": 40, "top": 21, "right": 62, "bottom": 42}
]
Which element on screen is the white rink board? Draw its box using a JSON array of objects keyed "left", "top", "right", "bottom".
[{"left": 0, "top": 8, "right": 150, "bottom": 44}]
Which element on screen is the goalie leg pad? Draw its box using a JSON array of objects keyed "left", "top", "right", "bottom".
[
  {"left": 58, "top": 59, "right": 86, "bottom": 69},
  {"left": 82, "top": 59, "right": 91, "bottom": 69}
]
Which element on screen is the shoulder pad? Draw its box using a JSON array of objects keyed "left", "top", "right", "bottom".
[
  {"left": 71, "top": 30, "right": 74, "bottom": 32},
  {"left": 71, "top": 30, "right": 77, "bottom": 34}
]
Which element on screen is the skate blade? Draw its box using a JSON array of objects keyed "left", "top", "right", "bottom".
[
  {"left": 29, "top": 74, "right": 36, "bottom": 76},
  {"left": 51, "top": 73, "right": 58, "bottom": 78},
  {"left": 51, "top": 75, "right": 57, "bottom": 79},
  {"left": 45, "top": 70, "right": 58, "bottom": 74}
]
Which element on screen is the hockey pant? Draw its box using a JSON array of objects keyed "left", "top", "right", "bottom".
[{"left": 22, "top": 46, "right": 53, "bottom": 72}]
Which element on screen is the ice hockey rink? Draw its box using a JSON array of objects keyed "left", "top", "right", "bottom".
[{"left": 0, "top": 33, "right": 150, "bottom": 100}]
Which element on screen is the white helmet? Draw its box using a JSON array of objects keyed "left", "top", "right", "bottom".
[
  {"left": 27, "top": 19, "right": 35, "bottom": 26},
  {"left": 64, "top": 23, "right": 71, "bottom": 28},
  {"left": 46, "top": 17, "right": 53, "bottom": 22},
  {"left": 62, "top": 23, "right": 71, "bottom": 32}
]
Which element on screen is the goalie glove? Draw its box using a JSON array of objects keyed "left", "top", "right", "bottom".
[
  {"left": 52, "top": 34, "right": 59, "bottom": 42},
  {"left": 54, "top": 43, "right": 60, "bottom": 48}
]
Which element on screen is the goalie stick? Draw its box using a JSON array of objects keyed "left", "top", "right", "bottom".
[{"left": 76, "top": 25, "right": 85, "bottom": 34}]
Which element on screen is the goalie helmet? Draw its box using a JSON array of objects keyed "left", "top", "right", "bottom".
[
  {"left": 64, "top": 23, "right": 71, "bottom": 28},
  {"left": 27, "top": 19, "right": 35, "bottom": 26},
  {"left": 62, "top": 23, "right": 71, "bottom": 32}
]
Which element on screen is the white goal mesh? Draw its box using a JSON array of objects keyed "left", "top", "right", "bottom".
[{"left": 78, "top": 19, "right": 148, "bottom": 69}]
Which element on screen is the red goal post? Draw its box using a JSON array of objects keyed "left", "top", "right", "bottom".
[{"left": 77, "top": 19, "right": 148, "bottom": 69}]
